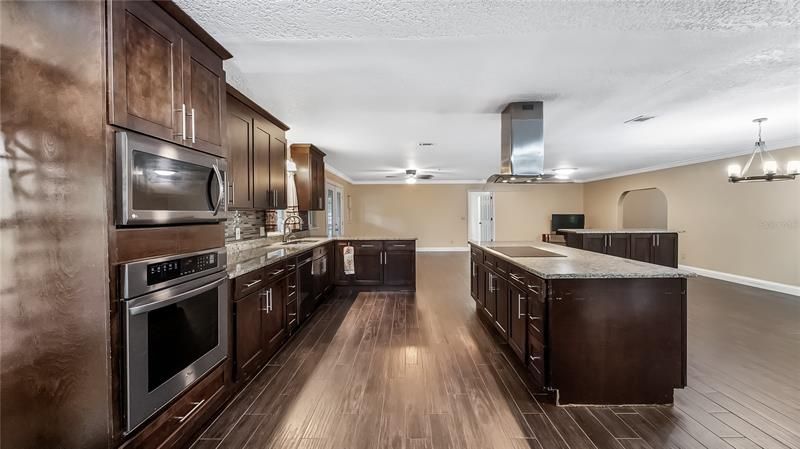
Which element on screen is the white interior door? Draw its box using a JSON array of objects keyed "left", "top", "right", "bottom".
[
  {"left": 326, "top": 183, "right": 344, "bottom": 237},
  {"left": 468, "top": 192, "right": 494, "bottom": 242}
]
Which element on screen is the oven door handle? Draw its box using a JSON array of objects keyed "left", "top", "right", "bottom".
[
  {"left": 128, "top": 275, "right": 226, "bottom": 316},
  {"left": 211, "top": 163, "right": 224, "bottom": 216}
]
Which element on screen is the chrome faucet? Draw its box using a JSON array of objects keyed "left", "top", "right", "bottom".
[{"left": 282, "top": 215, "right": 304, "bottom": 243}]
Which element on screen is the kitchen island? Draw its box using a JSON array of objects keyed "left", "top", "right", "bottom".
[{"left": 469, "top": 240, "right": 694, "bottom": 405}]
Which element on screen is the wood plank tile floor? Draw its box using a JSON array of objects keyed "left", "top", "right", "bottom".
[{"left": 192, "top": 252, "right": 800, "bottom": 449}]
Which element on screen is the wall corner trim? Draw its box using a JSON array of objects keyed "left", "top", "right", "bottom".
[
  {"left": 417, "top": 246, "right": 470, "bottom": 253},
  {"left": 679, "top": 264, "right": 800, "bottom": 298}
]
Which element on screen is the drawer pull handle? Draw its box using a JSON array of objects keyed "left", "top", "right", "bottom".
[
  {"left": 529, "top": 356, "right": 542, "bottom": 362},
  {"left": 360, "top": 244, "right": 375, "bottom": 247},
  {"left": 527, "top": 284, "right": 541, "bottom": 294},
  {"left": 174, "top": 399, "right": 205, "bottom": 423},
  {"left": 244, "top": 279, "right": 262, "bottom": 288},
  {"left": 528, "top": 315, "right": 542, "bottom": 321},
  {"left": 269, "top": 269, "right": 285, "bottom": 277},
  {"left": 509, "top": 273, "right": 523, "bottom": 282},
  {"left": 518, "top": 294, "right": 525, "bottom": 319}
]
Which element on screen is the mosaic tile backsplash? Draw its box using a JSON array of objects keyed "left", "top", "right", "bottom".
[{"left": 225, "top": 209, "right": 311, "bottom": 243}]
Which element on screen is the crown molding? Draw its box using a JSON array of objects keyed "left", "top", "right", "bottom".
[
  {"left": 348, "top": 179, "right": 486, "bottom": 185},
  {"left": 324, "top": 163, "right": 355, "bottom": 184}
]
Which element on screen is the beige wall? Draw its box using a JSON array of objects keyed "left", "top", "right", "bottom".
[
  {"left": 583, "top": 146, "right": 800, "bottom": 286},
  {"left": 324, "top": 178, "right": 584, "bottom": 248},
  {"left": 621, "top": 188, "right": 668, "bottom": 229}
]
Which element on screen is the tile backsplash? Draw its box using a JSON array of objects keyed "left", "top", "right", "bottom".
[{"left": 225, "top": 209, "right": 311, "bottom": 243}]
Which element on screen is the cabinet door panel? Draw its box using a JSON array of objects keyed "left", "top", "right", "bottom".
[
  {"left": 476, "top": 265, "right": 486, "bottom": 308},
  {"left": 484, "top": 271, "right": 497, "bottom": 319},
  {"left": 470, "top": 257, "right": 479, "bottom": 301},
  {"left": 263, "top": 280, "right": 286, "bottom": 358},
  {"left": 582, "top": 234, "right": 606, "bottom": 254},
  {"left": 235, "top": 290, "right": 263, "bottom": 380},
  {"left": 652, "top": 233, "right": 678, "bottom": 268},
  {"left": 384, "top": 251, "right": 414, "bottom": 286},
  {"left": 252, "top": 119, "right": 271, "bottom": 210},
  {"left": 184, "top": 40, "right": 225, "bottom": 156},
  {"left": 629, "top": 234, "right": 654, "bottom": 264},
  {"left": 270, "top": 136, "right": 287, "bottom": 210},
  {"left": 110, "top": 1, "right": 182, "bottom": 142},
  {"left": 494, "top": 276, "right": 509, "bottom": 338},
  {"left": 226, "top": 98, "right": 253, "bottom": 208},
  {"left": 354, "top": 254, "right": 383, "bottom": 285},
  {"left": 607, "top": 234, "right": 630, "bottom": 258},
  {"left": 509, "top": 286, "right": 527, "bottom": 362}
]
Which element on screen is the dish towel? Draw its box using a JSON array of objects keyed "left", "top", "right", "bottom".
[{"left": 343, "top": 245, "right": 355, "bottom": 275}]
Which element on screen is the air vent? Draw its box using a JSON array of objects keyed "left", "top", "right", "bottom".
[
  {"left": 624, "top": 115, "right": 655, "bottom": 123},
  {"left": 417, "top": 142, "right": 435, "bottom": 149}
]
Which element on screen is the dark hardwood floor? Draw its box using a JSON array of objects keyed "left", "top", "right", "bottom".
[{"left": 191, "top": 252, "right": 800, "bottom": 449}]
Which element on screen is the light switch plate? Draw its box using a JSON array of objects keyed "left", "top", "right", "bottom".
[
  {"left": 260, "top": 226, "right": 266, "bottom": 236},
  {"left": 235, "top": 227, "right": 241, "bottom": 240}
]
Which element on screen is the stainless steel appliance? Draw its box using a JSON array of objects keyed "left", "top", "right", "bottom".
[
  {"left": 116, "top": 131, "right": 227, "bottom": 225},
  {"left": 120, "top": 248, "right": 229, "bottom": 433}
]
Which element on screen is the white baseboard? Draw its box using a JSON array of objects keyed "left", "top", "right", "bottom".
[
  {"left": 417, "top": 246, "right": 470, "bottom": 252},
  {"left": 679, "top": 264, "right": 800, "bottom": 297}
]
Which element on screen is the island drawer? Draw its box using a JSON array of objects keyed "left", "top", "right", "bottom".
[
  {"left": 233, "top": 268, "right": 265, "bottom": 300},
  {"left": 470, "top": 245, "right": 483, "bottom": 260},
  {"left": 528, "top": 312, "right": 544, "bottom": 341},
  {"left": 507, "top": 264, "right": 528, "bottom": 287},
  {"left": 483, "top": 254, "right": 497, "bottom": 270},
  {"left": 494, "top": 258, "right": 510, "bottom": 276},
  {"left": 527, "top": 343, "right": 545, "bottom": 388}
]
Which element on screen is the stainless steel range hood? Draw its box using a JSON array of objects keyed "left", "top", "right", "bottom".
[{"left": 487, "top": 102, "right": 569, "bottom": 184}]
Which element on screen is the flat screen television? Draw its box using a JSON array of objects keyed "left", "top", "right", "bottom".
[{"left": 551, "top": 214, "right": 585, "bottom": 232}]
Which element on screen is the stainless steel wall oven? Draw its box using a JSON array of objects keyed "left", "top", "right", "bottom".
[
  {"left": 120, "top": 248, "right": 229, "bottom": 433},
  {"left": 116, "top": 131, "right": 227, "bottom": 225}
]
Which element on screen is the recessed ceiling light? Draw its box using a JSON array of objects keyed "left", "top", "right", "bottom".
[
  {"left": 624, "top": 115, "right": 655, "bottom": 123},
  {"left": 553, "top": 167, "right": 577, "bottom": 180}
]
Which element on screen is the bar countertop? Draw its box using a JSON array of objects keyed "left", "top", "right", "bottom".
[{"left": 470, "top": 240, "right": 694, "bottom": 280}]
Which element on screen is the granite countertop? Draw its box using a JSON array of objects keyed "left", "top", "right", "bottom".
[
  {"left": 226, "top": 236, "right": 417, "bottom": 279},
  {"left": 558, "top": 228, "right": 684, "bottom": 234},
  {"left": 469, "top": 240, "right": 694, "bottom": 279}
]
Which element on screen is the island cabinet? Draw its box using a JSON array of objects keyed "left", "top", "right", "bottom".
[
  {"left": 469, "top": 242, "right": 688, "bottom": 405},
  {"left": 108, "top": 0, "right": 229, "bottom": 157},
  {"left": 232, "top": 261, "right": 289, "bottom": 383},
  {"left": 566, "top": 231, "right": 679, "bottom": 268},
  {"left": 334, "top": 240, "right": 416, "bottom": 290},
  {"left": 226, "top": 86, "right": 290, "bottom": 210},
  {"left": 291, "top": 144, "right": 326, "bottom": 211}
]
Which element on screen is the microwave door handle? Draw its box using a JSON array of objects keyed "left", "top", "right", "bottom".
[
  {"left": 128, "top": 276, "right": 226, "bottom": 316},
  {"left": 211, "top": 163, "right": 224, "bottom": 216}
]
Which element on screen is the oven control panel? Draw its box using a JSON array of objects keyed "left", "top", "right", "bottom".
[{"left": 146, "top": 252, "right": 218, "bottom": 286}]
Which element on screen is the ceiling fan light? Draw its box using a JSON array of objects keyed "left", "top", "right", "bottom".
[
  {"left": 787, "top": 161, "right": 800, "bottom": 175},
  {"left": 727, "top": 164, "right": 742, "bottom": 178},
  {"left": 405, "top": 177, "right": 417, "bottom": 184}
]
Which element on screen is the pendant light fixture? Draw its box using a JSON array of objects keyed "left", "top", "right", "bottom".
[{"left": 727, "top": 118, "right": 799, "bottom": 183}]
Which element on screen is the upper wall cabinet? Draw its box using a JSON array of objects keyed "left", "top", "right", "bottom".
[
  {"left": 108, "top": 1, "right": 230, "bottom": 157},
  {"left": 226, "top": 86, "right": 290, "bottom": 210},
  {"left": 291, "top": 144, "right": 326, "bottom": 211}
]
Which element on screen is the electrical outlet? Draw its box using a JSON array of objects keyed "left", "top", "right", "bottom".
[
  {"left": 260, "top": 226, "right": 266, "bottom": 236},
  {"left": 235, "top": 227, "right": 241, "bottom": 240}
]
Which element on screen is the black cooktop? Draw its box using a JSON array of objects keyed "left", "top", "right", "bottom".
[{"left": 492, "top": 246, "right": 566, "bottom": 258}]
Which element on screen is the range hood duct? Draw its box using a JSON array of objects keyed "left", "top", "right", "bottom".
[{"left": 487, "top": 102, "right": 569, "bottom": 184}]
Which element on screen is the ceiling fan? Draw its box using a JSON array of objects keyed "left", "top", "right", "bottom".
[{"left": 384, "top": 169, "right": 435, "bottom": 183}]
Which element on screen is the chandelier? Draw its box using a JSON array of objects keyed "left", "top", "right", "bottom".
[{"left": 727, "top": 118, "right": 799, "bottom": 183}]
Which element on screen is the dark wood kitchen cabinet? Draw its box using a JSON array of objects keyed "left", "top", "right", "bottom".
[
  {"left": 383, "top": 241, "right": 416, "bottom": 288},
  {"left": 232, "top": 263, "right": 288, "bottom": 382},
  {"left": 291, "top": 144, "right": 326, "bottom": 211},
  {"left": 226, "top": 86, "right": 290, "bottom": 210},
  {"left": 353, "top": 241, "right": 383, "bottom": 285},
  {"left": 630, "top": 233, "right": 679, "bottom": 268},
  {"left": 494, "top": 274, "right": 509, "bottom": 338},
  {"left": 333, "top": 240, "right": 416, "bottom": 289},
  {"left": 577, "top": 233, "right": 629, "bottom": 258},
  {"left": 109, "top": 0, "right": 229, "bottom": 157},
  {"left": 508, "top": 283, "right": 527, "bottom": 361}
]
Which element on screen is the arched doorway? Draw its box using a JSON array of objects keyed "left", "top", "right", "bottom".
[{"left": 618, "top": 188, "right": 668, "bottom": 229}]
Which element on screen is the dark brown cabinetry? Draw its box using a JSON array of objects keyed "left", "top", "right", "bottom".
[
  {"left": 333, "top": 240, "right": 416, "bottom": 289},
  {"left": 232, "top": 263, "right": 288, "bottom": 382},
  {"left": 291, "top": 144, "right": 326, "bottom": 211},
  {"left": 226, "top": 86, "right": 289, "bottom": 210},
  {"left": 109, "top": 1, "right": 228, "bottom": 157},
  {"left": 630, "top": 233, "right": 678, "bottom": 268},
  {"left": 566, "top": 232, "right": 678, "bottom": 268},
  {"left": 508, "top": 284, "right": 527, "bottom": 361}
]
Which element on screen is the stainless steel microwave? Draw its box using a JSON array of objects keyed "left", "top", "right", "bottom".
[{"left": 116, "top": 131, "right": 227, "bottom": 225}]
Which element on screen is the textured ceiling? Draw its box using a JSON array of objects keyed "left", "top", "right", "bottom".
[{"left": 177, "top": 0, "right": 800, "bottom": 182}]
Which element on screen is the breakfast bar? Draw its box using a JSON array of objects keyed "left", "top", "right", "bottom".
[{"left": 469, "top": 240, "right": 694, "bottom": 405}]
